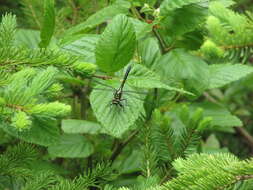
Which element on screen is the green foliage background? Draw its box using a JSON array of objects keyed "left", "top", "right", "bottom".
[{"left": 1, "top": 0, "right": 253, "bottom": 189}]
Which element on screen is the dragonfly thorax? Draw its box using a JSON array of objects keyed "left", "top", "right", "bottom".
[
  {"left": 111, "top": 88, "right": 125, "bottom": 107},
  {"left": 113, "top": 89, "right": 123, "bottom": 100}
]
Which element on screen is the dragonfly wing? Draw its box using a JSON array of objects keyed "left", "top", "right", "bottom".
[
  {"left": 123, "top": 90, "right": 149, "bottom": 95},
  {"left": 92, "top": 87, "right": 114, "bottom": 92},
  {"left": 92, "top": 79, "right": 116, "bottom": 90}
]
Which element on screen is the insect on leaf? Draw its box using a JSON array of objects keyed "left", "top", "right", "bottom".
[{"left": 90, "top": 81, "right": 144, "bottom": 138}]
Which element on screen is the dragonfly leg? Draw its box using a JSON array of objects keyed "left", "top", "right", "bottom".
[{"left": 121, "top": 98, "right": 128, "bottom": 107}]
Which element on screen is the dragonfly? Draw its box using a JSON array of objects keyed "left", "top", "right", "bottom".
[
  {"left": 91, "top": 65, "right": 148, "bottom": 109},
  {"left": 110, "top": 65, "right": 131, "bottom": 108}
]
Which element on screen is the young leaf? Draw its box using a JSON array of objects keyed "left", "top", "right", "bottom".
[
  {"left": 208, "top": 64, "right": 253, "bottom": 89},
  {"left": 90, "top": 82, "right": 144, "bottom": 138},
  {"left": 0, "top": 13, "right": 17, "bottom": 47},
  {"left": 48, "top": 134, "right": 94, "bottom": 158},
  {"left": 95, "top": 14, "right": 136, "bottom": 72},
  {"left": 39, "top": 0, "right": 55, "bottom": 48}
]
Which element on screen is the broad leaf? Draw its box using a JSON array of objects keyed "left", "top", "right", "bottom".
[
  {"left": 160, "top": 0, "right": 204, "bottom": 13},
  {"left": 213, "top": 0, "right": 235, "bottom": 7},
  {"left": 39, "top": 0, "right": 55, "bottom": 48},
  {"left": 48, "top": 134, "right": 94, "bottom": 158},
  {"left": 61, "top": 34, "right": 99, "bottom": 63},
  {"left": 62, "top": 119, "right": 102, "bottom": 134},
  {"left": 0, "top": 118, "right": 60, "bottom": 146},
  {"left": 95, "top": 14, "right": 136, "bottom": 72},
  {"left": 127, "top": 64, "right": 193, "bottom": 95},
  {"left": 90, "top": 81, "right": 144, "bottom": 138},
  {"left": 138, "top": 38, "right": 161, "bottom": 68},
  {"left": 160, "top": 4, "right": 208, "bottom": 37},
  {"left": 130, "top": 18, "right": 153, "bottom": 40},
  {"left": 191, "top": 102, "right": 242, "bottom": 132},
  {"left": 208, "top": 64, "right": 253, "bottom": 89},
  {"left": 117, "top": 150, "right": 142, "bottom": 174},
  {"left": 62, "top": 2, "right": 130, "bottom": 37},
  {"left": 156, "top": 49, "right": 209, "bottom": 94}
]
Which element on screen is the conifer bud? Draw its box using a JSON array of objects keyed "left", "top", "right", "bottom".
[
  {"left": 73, "top": 62, "right": 97, "bottom": 77},
  {"left": 11, "top": 111, "right": 31, "bottom": 131},
  {"left": 201, "top": 40, "right": 224, "bottom": 58}
]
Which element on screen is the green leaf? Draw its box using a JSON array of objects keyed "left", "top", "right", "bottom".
[
  {"left": 90, "top": 81, "right": 144, "bottom": 138},
  {"left": 95, "top": 14, "right": 136, "bottom": 72},
  {"left": 62, "top": 2, "right": 130, "bottom": 37},
  {"left": 212, "top": 0, "right": 235, "bottom": 7},
  {"left": 130, "top": 18, "right": 153, "bottom": 40},
  {"left": 191, "top": 102, "right": 242, "bottom": 132},
  {"left": 208, "top": 64, "right": 253, "bottom": 89},
  {"left": 127, "top": 64, "right": 193, "bottom": 95},
  {"left": 160, "top": 0, "right": 204, "bottom": 13},
  {"left": 62, "top": 120, "right": 102, "bottom": 135},
  {"left": 0, "top": 118, "right": 60, "bottom": 146},
  {"left": 156, "top": 49, "right": 209, "bottom": 94},
  {"left": 117, "top": 150, "right": 142, "bottom": 174},
  {"left": 138, "top": 38, "right": 161, "bottom": 68},
  {"left": 204, "top": 134, "right": 220, "bottom": 149},
  {"left": 48, "top": 134, "right": 94, "bottom": 158},
  {"left": 160, "top": 3, "right": 208, "bottom": 37},
  {"left": 39, "top": 0, "right": 55, "bottom": 48},
  {"left": 202, "top": 134, "right": 229, "bottom": 153},
  {"left": 61, "top": 34, "right": 99, "bottom": 63}
]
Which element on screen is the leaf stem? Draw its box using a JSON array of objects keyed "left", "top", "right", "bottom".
[
  {"left": 130, "top": 6, "right": 145, "bottom": 21},
  {"left": 152, "top": 28, "right": 168, "bottom": 54}
]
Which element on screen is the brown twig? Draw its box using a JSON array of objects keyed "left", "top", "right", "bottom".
[
  {"left": 110, "top": 130, "right": 139, "bottom": 162},
  {"left": 160, "top": 168, "right": 173, "bottom": 184},
  {"left": 68, "top": 0, "right": 79, "bottom": 25},
  {"left": 92, "top": 75, "right": 113, "bottom": 80},
  {"left": 221, "top": 43, "right": 253, "bottom": 50},
  {"left": 235, "top": 127, "right": 253, "bottom": 152},
  {"left": 6, "top": 104, "right": 26, "bottom": 112}
]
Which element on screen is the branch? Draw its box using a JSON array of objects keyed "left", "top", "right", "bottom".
[
  {"left": 152, "top": 28, "right": 168, "bottom": 55},
  {"left": 92, "top": 75, "right": 113, "bottom": 80},
  {"left": 110, "top": 130, "right": 138, "bottom": 162},
  {"left": 217, "top": 175, "right": 253, "bottom": 190},
  {"left": 235, "top": 127, "right": 253, "bottom": 152}
]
